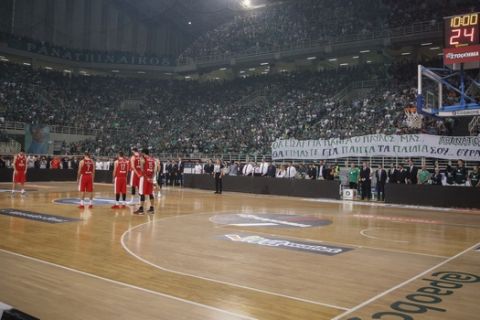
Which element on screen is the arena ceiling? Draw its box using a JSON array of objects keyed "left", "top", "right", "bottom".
[{"left": 114, "top": 0, "right": 246, "bottom": 37}]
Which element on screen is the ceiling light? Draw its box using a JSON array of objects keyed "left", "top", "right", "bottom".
[
  {"left": 429, "top": 46, "right": 441, "bottom": 50},
  {"left": 260, "top": 62, "right": 269, "bottom": 66},
  {"left": 23, "top": 62, "right": 31, "bottom": 66},
  {"left": 328, "top": 58, "right": 337, "bottom": 62},
  {"left": 421, "top": 42, "right": 433, "bottom": 46},
  {"left": 360, "top": 50, "right": 370, "bottom": 53},
  {"left": 64, "top": 69, "right": 71, "bottom": 73},
  {"left": 219, "top": 67, "right": 227, "bottom": 71},
  {"left": 137, "top": 71, "right": 146, "bottom": 74},
  {"left": 339, "top": 63, "right": 349, "bottom": 66},
  {"left": 306, "top": 56, "right": 316, "bottom": 60},
  {"left": 44, "top": 66, "right": 53, "bottom": 70},
  {"left": 111, "top": 69, "right": 119, "bottom": 73},
  {"left": 401, "top": 52, "right": 411, "bottom": 55},
  {"left": 352, "top": 56, "right": 360, "bottom": 59}
]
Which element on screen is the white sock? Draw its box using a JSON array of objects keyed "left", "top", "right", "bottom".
[
  {"left": 21, "top": 189, "right": 25, "bottom": 194},
  {"left": 80, "top": 200, "right": 84, "bottom": 206}
]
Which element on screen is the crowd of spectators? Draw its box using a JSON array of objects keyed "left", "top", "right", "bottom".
[
  {"left": 179, "top": 0, "right": 479, "bottom": 61},
  {"left": 189, "top": 158, "right": 479, "bottom": 200},
  {"left": 1, "top": 58, "right": 457, "bottom": 157}
]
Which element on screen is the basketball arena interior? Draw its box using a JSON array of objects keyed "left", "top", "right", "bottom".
[{"left": 1, "top": 1, "right": 480, "bottom": 319}]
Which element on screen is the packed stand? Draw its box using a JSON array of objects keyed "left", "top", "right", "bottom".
[
  {"left": 179, "top": 0, "right": 479, "bottom": 61},
  {"left": 1, "top": 59, "right": 454, "bottom": 157}
]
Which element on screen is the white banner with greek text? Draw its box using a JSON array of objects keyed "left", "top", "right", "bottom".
[{"left": 271, "top": 134, "right": 480, "bottom": 161}]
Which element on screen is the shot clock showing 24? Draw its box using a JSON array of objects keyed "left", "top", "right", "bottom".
[
  {"left": 443, "top": 12, "right": 480, "bottom": 68},
  {"left": 445, "top": 12, "right": 479, "bottom": 48}
]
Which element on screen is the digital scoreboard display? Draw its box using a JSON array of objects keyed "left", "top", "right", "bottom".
[{"left": 444, "top": 12, "right": 479, "bottom": 48}]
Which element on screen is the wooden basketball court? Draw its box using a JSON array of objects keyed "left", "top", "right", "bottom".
[{"left": 0, "top": 181, "right": 479, "bottom": 320}]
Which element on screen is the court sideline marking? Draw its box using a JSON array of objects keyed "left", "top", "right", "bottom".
[
  {"left": 331, "top": 241, "right": 480, "bottom": 320},
  {"left": 0, "top": 248, "right": 257, "bottom": 320},
  {"left": 121, "top": 218, "right": 350, "bottom": 311},
  {"left": 360, "top": 228, "right": 410, "bottom": 243}
]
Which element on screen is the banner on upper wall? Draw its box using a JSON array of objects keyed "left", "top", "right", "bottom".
[
  {"left": 271, "top": 134, "right": 480, "bottom": 161},
  {"left": 7, "top": 39, "right": 174, "bottom": 66},
  {"left": 25, "top": 124, "right": 50, "bottom": 155}
]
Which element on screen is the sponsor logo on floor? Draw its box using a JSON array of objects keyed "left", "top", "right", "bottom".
[
  {"left": 0, "top": 208, "right": 81, "bottom": 224},
  {"left": 220, "top": 233, "right": 352, "bottom": 256},
  {"left": 54, "top": 198, "right": 139, "bottom": 206},
  {"left": 346, "top": 271, "right": 480, "bottom": 320},
  {"left": 211, "top": 213, "right": 331, "bottom": 228}
]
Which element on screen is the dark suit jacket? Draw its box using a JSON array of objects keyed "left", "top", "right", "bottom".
[
  {"left": 388, "top": 168, "right": 398, "bottom": 183},
  {"left": 360, "top": 167, "right": 371, "bottom": 181},
  {"left": 407, "top": 165, "right": 418, "bottom": 184},
  {"left": 267, "top": 165, "right": 276, "bottom": 178},
  {"left": 375, "top": 169, "right": 387, "bottom": 185},
  {"left": 395, "top": 169, "right": 407, "bottom": 184},
  {"left": 308, "top": 167, "right": 317, "bottom": 179}
]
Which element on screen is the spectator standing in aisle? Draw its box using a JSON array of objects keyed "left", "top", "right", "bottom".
[
  {"left": 453, "top": 160, "right": 468, "bottom": 186},
  {"left": 468, "top": 165, "right": 479, "bottom": 187},
  {"left": 417, "top": 164, "right": 431, "bottom": 185},
  {"left": 348, "top": 162, "right": 360, "bottom": 189},
  {"left": 375, "top": 164, "right": 387, "bottom": 201},
  {"left": 360, "top": 162, "right": 371, "bottom": 200},
  {"left": 406, "top": 159, "right": 418, "bottom": 184},
  {"left": 285, "top": 162, "right": 297, "bottom": 179}
]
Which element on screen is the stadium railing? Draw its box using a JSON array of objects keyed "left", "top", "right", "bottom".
[{"left": 179, "top": 20, "right": 442, "bottom": 65}]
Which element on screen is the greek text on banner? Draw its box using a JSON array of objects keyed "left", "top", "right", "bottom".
[{"left": 271, "top": 134, "right": 480, "bottom": 161}]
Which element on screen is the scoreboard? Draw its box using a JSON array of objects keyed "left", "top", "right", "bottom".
[
  {"left": 444, "top": 12, "right": 479, "bottom": 48},
  {"left": 443, "top": 12, "right": 480, "bottom": 68}
]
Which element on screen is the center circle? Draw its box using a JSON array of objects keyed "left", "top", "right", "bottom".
[{"left": 210, "top": 213, "right": 332, "bottom": 228}]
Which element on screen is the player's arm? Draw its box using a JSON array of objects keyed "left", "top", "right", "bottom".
[
  {"left": 12, "top": 155, "right": 17, "bottom": 173},
  {"left": 138, "top": 157, "right": 145, "bottom": 177},
  {"left": 92, "top": 161, "right": 96, "bottom": 181},
  {"left": 112, "top": 160, "right": 118, "bottom": 183},
  {"left": 77, "top": 160, "right": 84, "bottom": 181}
]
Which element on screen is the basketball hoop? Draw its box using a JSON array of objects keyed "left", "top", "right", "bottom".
[{"left": 404, "top": 107, "right": 423, "bottom": 129}]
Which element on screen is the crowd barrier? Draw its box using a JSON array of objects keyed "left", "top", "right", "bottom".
[
  {"left": 1, "top": 169, "right": 478, "bottom": 209},
  {"left": 184, "top": 174, "right": 341, "bottom": 199},
  {"left": 0, "top": 169, "right": 112, "bottom": 184},
  {"left": 385, "top": 184, "right": 480, "bottom": 209}
]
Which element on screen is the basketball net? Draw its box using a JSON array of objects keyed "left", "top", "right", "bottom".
[{"left": 404, "top": 107, "right": 423, "bottom": 129}]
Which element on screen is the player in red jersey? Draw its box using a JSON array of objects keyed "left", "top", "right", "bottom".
[
  {"left": 128, "top": 147, "right": 142, "bottom": 204},
  {"left": 12, "top": 149, "right": 27, "bottom": 195},
  {"left": 112, "top": 151, "right": 129, "bottom": 209},
  {"left": 77, "top": 152, "right": 95, "bottom": 209},
  {"left": 134, "top": 148, "right": 157, "bottom": 215}
]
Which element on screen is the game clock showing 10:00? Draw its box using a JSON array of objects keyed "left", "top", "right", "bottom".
[{"left": 444, "top": 12, "right": 479, "bottom": 48}]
